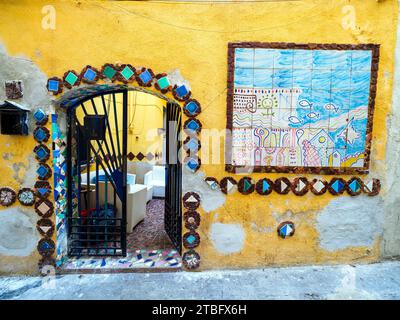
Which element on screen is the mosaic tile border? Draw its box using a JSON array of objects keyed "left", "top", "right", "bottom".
[
  {"left": 212, "top": 177, "right": 380, "bottom": 197},
  {"left": 49, "top": 64, "right": 203, "bottom": 270},
  {"left": 225, "top": 42, "right": 380, "bottom": 175},
  {"left": 182, "top": 192, "right": 201, "bottom": 270}
]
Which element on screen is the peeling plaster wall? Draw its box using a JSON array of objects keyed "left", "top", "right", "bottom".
[
  {"left": 0, "top": 0, "right": 399, "bottom": 274},
  {"left": 0, "top": 42, "right": 53, "bottom": 274}
]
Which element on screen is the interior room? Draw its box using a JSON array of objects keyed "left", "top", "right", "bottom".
[{"left": 63, "top": 90, "right": 182, "bottom": 270}]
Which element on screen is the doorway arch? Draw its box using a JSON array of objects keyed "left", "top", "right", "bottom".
[{"left": 55, "top": 84, "right": 183, "bottom": 260}]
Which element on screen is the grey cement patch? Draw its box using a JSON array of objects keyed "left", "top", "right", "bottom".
[
  {"left": 0, "top": 43, "right": 52, "bottom": 114},
  {"left": 209, "top": 222, "right": 245, "bottom": 254},
  {"left": 182, "top": 168, "right": 226, "bottom": 213},
  {"left": 0, "top": 208, "right": 39, "bottom": 257},
  {"left": 0, "top": 42, "right": 53, "bottom": 187},
  {"left": 316, "top": 196, "right": 384, "bottom": 252}
]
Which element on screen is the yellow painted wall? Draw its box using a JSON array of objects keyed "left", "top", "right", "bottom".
[{"left": 0, "top": 0, "right": 398, "bottom": 273}]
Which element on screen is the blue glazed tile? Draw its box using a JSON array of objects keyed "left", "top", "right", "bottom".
[
  {"left": 351, "top": 50, "right": 372, "bottom": 71},
  {"left": 331, "top": 69, "right": 351, "bottom": 90},
  {"left": 187, "top": 235, "right": 196, "bottom": 244},
  {"left": 254, "top": 49, "right": 274, "bottom": 68},
  {"left": 48, "top": 80, "right": 59, "bottom": 92},
  {"left": 253, "top": 69, "right": 273, "bottom": 88},
  {"left": 139, "top": 70, "right": 152, "bottom": 84},
  {"left": 37, "top": 164, "right": 49, "bottom": 178},
  {"left": 293, "top": 69, "right": 312, "bottom": 90},
  {"left": 34, "top": 109, "right": 47, "bottom": 122},
  {"left": 293, "top": 50, "right": 313, "bottom": 69},
  {"left": 186, "top": 119, "right": 199, "bottom": 131},
  {"left": 186, "top": 138, "right": 198, "bottom": 151},
  {"left": 273, "top": 69, "right": 293, "bottom": 88},
  {"left": 262, "top": 180, "right": 270, "bottom": 192},
  {"left": 84, "top": 68, "right": 96, "bottom": 81},
  {"left": 349, "top": 179, "right": 361, "bottom": 192},
  {"left": 234, "top": 68, "right": 253, "bottom": 87},
  {"left": 175, "top": 85, "right": 189, "bottom": 97},
  {"left": 187, "top": 158, "right": 199, "bottom": 171},
  {"left": 274, "top": 49, "right": 294, "bottom": 68},
  {"left": 235, "top": 48, "right": 254, "bottom": 68},
  {"left": 332, "top": 179, "right": 344, "bottom": 192},
  {"left": 35, "top": 146, "right": 49, "bottom": 160},
  {"left": 351, "top": 71, "right": 371, "bottom": 92},
  {"left": 311, "top": 69, "right": 332, "bottom": 90},
  {"left": 34, "top": 128, "right": 47, "bottom": 142},
  {"left": 185, "top": 101, "right": 199, "bottom": 115}
]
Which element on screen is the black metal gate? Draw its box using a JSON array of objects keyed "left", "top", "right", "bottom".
[
  {"left": 165, "top": 102, "right": 182, "bottom": 253},
  {"left": 67, "top": 90, "right": 128, "bottom": 257}
]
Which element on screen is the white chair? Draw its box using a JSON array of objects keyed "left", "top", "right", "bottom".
[
  {"left": 143, "top": 171, "right": 154, "bottom": 202},
  {"left": 152, "top": 165, "right": 165, "bottom": 198}
]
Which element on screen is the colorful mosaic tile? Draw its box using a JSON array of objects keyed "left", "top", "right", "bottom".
[
  {"left": 278, "top": 221, "right": 295, "bottom": 239},
  {"left": 362, "top": 178, "right": 381, "bottom": 196},
  {"left": 34, "top": 144, "right": 51, "bottom": 162},
  {"left": 17, "top": 188, "right": 35, "bottom": 206},
  {"left": 183, "top": 118, "right": 202, "bottom": 135},
  {"left": 183, "top": 192, "right": 201, "bottom": 210},
  {"left": 80, "top": 65, "right": 99, "bottom": 84},
  {"left": 34, "top": 181, "right": 52, "bottom": 199},
  {"left": 182, "top": 250, "right": 200, "bottom": 270},
  {"left": 101, "top": 64, "right": 118, "bottom": 81},
  {"left": 328, "top": 177, "right": 346, "bottom": 195},
  {"left": 183, "top": 231, "right": 200, "bottom": 249},
  {"left": 185, "top": 156, "right": 201, "bottom": 172},
  {"left": 37, "top": 238, "right": 55, "bottom": 257},
  {"left": 47, "top": 77, "right": 62, "bottom": 95},
  {"left": 220, "top": 177, "right": 238, "bottom": 195},
  {"left": 155, "top": 74, "right": 171, "bottom": 93},
  {"left": 184, "top": 211, "right": 201, "bottom": 230},
  {"left": 118, "top": 64, "right": 136, "bottom": 83},
  {"left": 33, "top": 109, "right": 48, "bottom": 125},
  {"left": 238, "top": 177, "right": 255, "bottom": 195},
  {"left": 37, "top": 163, "right": 52, "bottom": 180},
  {"left": 63, "top": 70, "right": 80, "bottom": 89},
  {"left": 291, "top": 177, "right": 309, "bottom": 196},
  {"left": 255, "top": 178, "right": 273, "bottom": 195},
  {"left": 310, "top": 179, "right": 328, "bottom": 195},
  {"left": 274, "top": 177, "right": 291, "bottom": 194},
  {"left": 0, "top": 187, "right": 17, "bottom": 206},
  {"left": 62, "top": 249, "right": 181, "bottom": 270},
  {"left": 37, "top": 218, "right": 55, "bottom": 237},
  {"left": 35, "top": 199, "right": 54, "bottom": 218},
  {"left": 204, "top": 177, "right": 220, "bottom": 191},
  {"left": 173, "top": 84, "right": 191, "bottom": 101},
  {"left": 33, "top": 126, "right": 50, "bottom": 143},
  {"left": 183, "top": 99, "right": 201, "bottom": 117},
  {"left": 135, "top": 68, "right": 154, "bottom": 86},
  {"left": 346, "top": 177, "right": 363, "bottom": 196}
]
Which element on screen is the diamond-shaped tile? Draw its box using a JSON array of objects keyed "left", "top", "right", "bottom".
[
  {"left": 34, "top": 145, "right": 49, "bottom": 161},
  {"left": 139, "top": 70, "right": 152, "bottom": 84},
  {"left": 47, "top": 79, "right": 59, "bottom": 92},
  {"left": 83, "top": 68, "right": 96, "bottom": 81},
  {"left": 65, "top": 72, "right": 78, "bottom": 86},
  {"left": 146, "top": 152, "right": 154, "bottom": 161},
  {"left": 184, "top": 101, "right": 200, "bottom": 116},
  {"left": 313, "top": 180, "right": 325, "bottom": 193},
  {"left": 120, "top": 66, "right": 134, "bottom": 81},
  {"left": 33, "top": 109, "right": 47, "bottom": 123},
  {"left": 157, "top": 76, "right": 170, "bottom": 90},
  {"left": 127, "top": 152, "right": 135, "bottom": 161},
  {"left": 175, "top": 84, "right": 188, "bottom": 97},
  {"left": 33, "top": 127, "right": 49, "bottom": 142},
  {"left": 136, "top": 152, "right": 145, "bottom": 161},
  {"left": 103, "top": 66, "right": 117, "bottom": 80}
]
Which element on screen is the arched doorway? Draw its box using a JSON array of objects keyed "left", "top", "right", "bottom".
[{"left": 59, "top": 84, "right": 182, "bottom": 266}]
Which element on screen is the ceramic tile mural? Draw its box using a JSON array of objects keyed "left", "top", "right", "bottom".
[{"left": 227, "top": 43, "right": 379, "bottom": 174}]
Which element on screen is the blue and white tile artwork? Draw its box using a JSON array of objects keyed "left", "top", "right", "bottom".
[{"left": 231, "top": 47, "right": 373, "bottom": 169}]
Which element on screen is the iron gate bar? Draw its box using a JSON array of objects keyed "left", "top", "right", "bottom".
[
  {"left": 112, "top": 93, "right": 123, "bottom": 169},
  {"left": 100, "top": 94, "right": 119, "bottom": 173}
]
